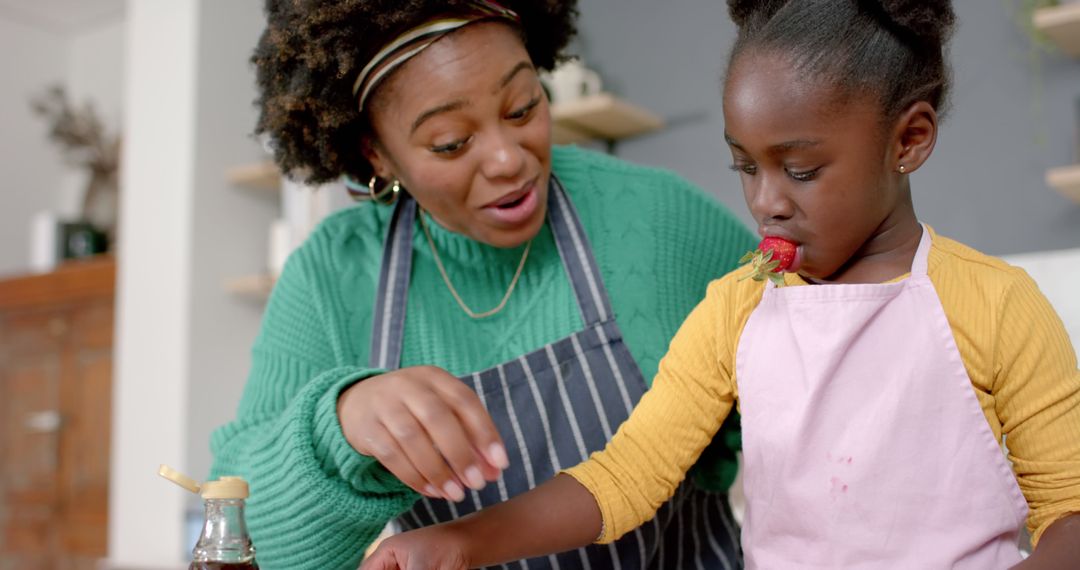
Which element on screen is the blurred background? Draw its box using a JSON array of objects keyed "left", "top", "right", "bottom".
[{"left": 0, "top": 0, "right": 1077, "bottom": 568}]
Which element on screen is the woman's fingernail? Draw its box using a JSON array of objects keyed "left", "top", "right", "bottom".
[
  {"left": 488, "top": 443, "right": 509, "bottom": 469},
  {"left": 464, "top": 466, "right": 485, "bottom": 490},
  {"left": 442, "top": 481, "right": 465, "bottom": 502},
  {"left": 423, "top": 485, "right": 439, "bottom": 497}
]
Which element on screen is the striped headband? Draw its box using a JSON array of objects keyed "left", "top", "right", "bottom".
[{"left": 352, "top": 1, "right": 521, "bottom": 111}]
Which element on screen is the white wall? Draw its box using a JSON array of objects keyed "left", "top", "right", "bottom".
[
  {"left": 1003, "top": 248, "right": 1080, "bottom": 357},
  {"left": 68, "top": 19, "right": 126, "bottom": 127},
  {"left": 109, "top": 0, "right": 198, "bottom": 565},
  {"left": 58, "top": 18, "right": 127, "bottom": 218},
  {"left": 109, "top": 0, "right": 273, "bottom": 565},
  {"left": 0, "top": 17, "right": 67, "bottom": 277}
]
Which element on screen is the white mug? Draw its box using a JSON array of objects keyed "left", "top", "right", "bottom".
[{"left": 544, "top": 58, "right": 602, "bottom": 104}]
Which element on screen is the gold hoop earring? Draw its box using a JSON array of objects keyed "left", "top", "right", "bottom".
[
  {"left": 366, "top": 176, "right": 402, "bottom": 205},
  {"left": 382, "top": 180, "right": 401, "bottom": 205}
]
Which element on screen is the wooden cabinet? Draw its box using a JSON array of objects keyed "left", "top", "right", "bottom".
[{"left": 0, "top": 257, "right": 115, "bottom": 570}]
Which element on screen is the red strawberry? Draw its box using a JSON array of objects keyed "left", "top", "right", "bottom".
[
  {"left": 739, "top": 236, "right": 798, "bottom": 286},
  {"left": 758, "top": 237, "right": 797, "bottom": 271}
]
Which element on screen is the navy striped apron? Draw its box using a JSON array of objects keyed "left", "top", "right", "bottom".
[{"left": 369, "top": 178, "right": 742, "bottom": 569}]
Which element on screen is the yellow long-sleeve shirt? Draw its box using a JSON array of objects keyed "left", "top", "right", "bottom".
[{"left": 565, "top": 228, "right": 1080, "bottom": 547}]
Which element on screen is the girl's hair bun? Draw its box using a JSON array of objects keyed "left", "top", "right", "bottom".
[
  {"left": 726, "top": 0, "right": 789, "bottom": 30},
  {"left": 871, "top": 0, "right": 956, "bottom": 47}
]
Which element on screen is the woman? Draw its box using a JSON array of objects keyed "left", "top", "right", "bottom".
[{"left": 209, "top": 1, "right": 755, "bottom": 568}]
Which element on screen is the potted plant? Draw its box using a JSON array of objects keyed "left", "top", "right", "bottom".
[{"left": 30, "top": 85, "right": 121, "bottom": 252}]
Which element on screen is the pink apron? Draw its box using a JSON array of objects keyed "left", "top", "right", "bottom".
[{"left": 735, "top": 225, "right": 1028, "bottom": 569}]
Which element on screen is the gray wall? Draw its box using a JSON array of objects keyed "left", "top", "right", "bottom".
[{"left": 575, "top": 0, "right": 1080, "bottom": 256}]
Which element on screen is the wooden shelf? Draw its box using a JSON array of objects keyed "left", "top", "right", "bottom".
[
  {"left": 1047, "top": 164, "right": 1080, "bottom": 202},
  {"left": 1034, "top": 3, "right": 1080, "bottom": 58},
  {"left": 0, "top": 256, "right": 115, "bottom": 310},
  {"left": 226, "top": 161, "right": 281, "bottom": 192},
  {"left": 551, "top": 93, "right": 664, "bottom": 145},
  {"left": 223, "top": 273, "right": 275, "bottom": 300}
]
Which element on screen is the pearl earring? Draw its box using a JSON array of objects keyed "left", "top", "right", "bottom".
[{"left": 898, "top": 165, "right": 907, "bottom": 173}]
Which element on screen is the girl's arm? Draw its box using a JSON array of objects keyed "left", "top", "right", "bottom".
[
  {"left": 362, "top": 474, "right": 601, "bottom": 569},
  {"left": 989, "top": 270, "right": 1080, "bottom": 563},
  {"left": 363, "top": 278, "right": 745, "bottom": 568},
  {"left": 1014, "top": 513, "right": 1080, "bottom": 569}
]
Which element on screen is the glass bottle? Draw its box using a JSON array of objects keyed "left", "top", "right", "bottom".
[
  {"left": 189, "top": 476, "right": 258, "bottom": 570},
  {"left": 159, "top": 465, "right": 258, "bottom": 570}
]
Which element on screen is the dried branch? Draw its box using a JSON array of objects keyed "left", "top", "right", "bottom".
[{"left": 30, "top": 85, "right": 121, "bottom": 177}]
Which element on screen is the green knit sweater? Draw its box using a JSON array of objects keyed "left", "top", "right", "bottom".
[{"left": 209, "top": 145, "right": 756, "bottom": 569}]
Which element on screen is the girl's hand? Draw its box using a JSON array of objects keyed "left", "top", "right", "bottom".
[
  {"left": 360, "top": 526, "right": 471, "bottom": 570},
  {"left": 337, "top": 366, "right": 509, "bottom": 501},
  {"left": 362, "top": 474, "right": 604, "bottom": 570}
]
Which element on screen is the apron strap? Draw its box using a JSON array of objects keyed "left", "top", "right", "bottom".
[
  {"left": 368, "top": 195, "right": 417, "bottom": 370},
  {"left": 910, "top": 223, "right": 932, "bottom": 279},
  {"left": 368, "top": 176, "right": 617, "bottom": 369},
  {"left": 547, "top": 176, "right": 616, "bottom": 327}
]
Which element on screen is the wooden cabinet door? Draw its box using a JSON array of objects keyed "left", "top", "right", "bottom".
[
  {"left": 57, "top": 298, "right": 114, "bottom": 569},
  {"left": 0, "top": 259, "right": 115, "bottom": 570},
  {"left": 0, "top": 310, "right": 64, "bottom": 570}
]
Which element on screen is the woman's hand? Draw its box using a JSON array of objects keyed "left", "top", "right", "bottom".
[
  {"left": 338, "top": 366, "right": 509, "bottom": 501},
  {"left": 360, "top": 525, "right": 472, "bottom": 570}
]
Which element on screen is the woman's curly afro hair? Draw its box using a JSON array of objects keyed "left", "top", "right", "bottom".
[{"left": 252, "top": 0, "right": 579, "bottom": 185}]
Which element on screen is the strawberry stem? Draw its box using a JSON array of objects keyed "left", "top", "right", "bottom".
[{"left": 739, "top": 247, "right": 786, "bottom": 287}]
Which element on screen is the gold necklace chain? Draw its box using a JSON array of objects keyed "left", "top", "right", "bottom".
[{"left": 418, "top": 209, "right": 532, "bottom": 319}]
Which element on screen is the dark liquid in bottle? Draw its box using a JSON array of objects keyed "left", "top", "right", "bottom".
[{"left": 189, "top": 563, "right": 259, "bottom": 570}]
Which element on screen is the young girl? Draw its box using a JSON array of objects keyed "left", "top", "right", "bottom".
[{"left": 361, "top": 1, "right": 1080, "bottom": 568}]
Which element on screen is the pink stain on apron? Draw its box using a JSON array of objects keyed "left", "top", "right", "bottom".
[{"left": 735, "top": 225, "right": 1028, "bottom": 569}]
